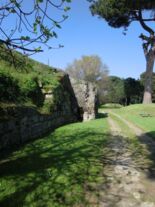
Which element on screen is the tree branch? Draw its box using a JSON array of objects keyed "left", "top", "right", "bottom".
[
  {"left": 0, "top": 39, "right": 43, "bottom": 52},
  {"left": 0, "top": 0, "right": 71, "bottom": 55},
  {"left": 137, "top": 9, "right": 154, "bottom": 34}
]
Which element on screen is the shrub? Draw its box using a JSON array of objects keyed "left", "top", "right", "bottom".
[{"left": 0, "top": 66, "right": 20, "bottom": 102}]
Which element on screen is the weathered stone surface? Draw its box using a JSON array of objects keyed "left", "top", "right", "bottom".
[
  {"left": 0, "top": 74, "right": 81, "bottom": 151},
  {"left": 0, "top": 72, "right": 98, "bottom": 151},
  {"left": 70, "top": 78, "right": 98, "bottom": 121}
]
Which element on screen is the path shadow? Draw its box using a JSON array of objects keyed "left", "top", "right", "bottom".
[
  {"left": 97, "top": 112, "right": 108, "bottom": 119},
  {"left": 137, "top": 131, "right": 155, "bottom": 180}
]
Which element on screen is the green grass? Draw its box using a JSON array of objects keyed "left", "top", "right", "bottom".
[
  {"left": 0, "top": 118, "right": 109, "bottom": 207},
  {"left": 100, "top": 103, "right": 123, "bottom": 109},
  {"left": 109, "top": 113, "right": 135, "bottom": 139},
  {"left": 107, "top": 104, "right": 155, "bottom": 138},
  {"left": 108, "top": 113, "right": 148, "bottom": 163},
  {"left": 0, "top": 47, "right": 64, "bottom": 113}
]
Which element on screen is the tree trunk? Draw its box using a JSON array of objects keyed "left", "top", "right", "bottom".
[{"left": 143, "top": 50, "right": 154, "bottom": 104}]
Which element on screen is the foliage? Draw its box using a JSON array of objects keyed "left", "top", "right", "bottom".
[
  {"left": 0, "top": 0, "right": 71, "bottom": 54},
  {"left": 0, "top": 45, "right": 34, "bottom": 70},
  {"left": 66, "top": 55, "right": 109, "bottom": 83},
  {"left": 0, "top": 118, "right": 109, "bottom": 207},
  {"left": 124, "top": 77, "right": 144, "bottom": 105},
  {"left": 99, "top": 76, "right": 144, "bottom": 105},
  {"left": 90, "top": 0, "right": 155, "bottom": 30},
  {"left": 0, "top": 49, "right": 62, "bottom": 112},
  {"left": 0, "top": 65, "right": 20, "bottom": 102},
  {"left": 66, "top": 55, "right": 109, "bottom": 105},
  {"left": 104, "top": 76, "right": 125, "bottom": 104}
]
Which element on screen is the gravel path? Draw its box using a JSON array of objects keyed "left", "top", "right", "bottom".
[{"left": 97, "top": 115, "right": 155, "bottom": 207}]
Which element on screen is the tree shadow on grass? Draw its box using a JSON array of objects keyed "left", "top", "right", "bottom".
[
  {"left": 97, "top": 112, "right": 108, "bottom": 119},
  {"left": 146, "top": 131, "right": 155, "bottom": 140},
  {"left": 0, "top": 124, "right": 111, "bottom": 207},
  {"left": 1, "top": 126, "right": 155, "bottom": 206},
  {"left": 136, "top": 131, "right": 155, "bottom": 180}
]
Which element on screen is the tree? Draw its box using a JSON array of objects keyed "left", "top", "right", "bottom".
[
  {"left": 104, "top": 76, "right": 125, "bottom": 104},
  {"left": 97, "top": 76, "right": 110, "bottom": 104},
  {"left": 66, "top": 55, "right": 109, "bottom": 104},
  {"left": 89, "top": 0, "right": 155, "bottom": 104},
  {"left": 66, "top": 55, "right": 109, "bottom": 82},
  {"left": 0, "top": 0, "right": 71, "bottom": 55},
  {"left": 140, "top": 72, "right": 155, "bottom": 103},
  {"left": 124, "top": 77, "right": 143, "bottom": 105}
]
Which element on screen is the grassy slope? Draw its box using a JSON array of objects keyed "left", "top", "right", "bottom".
[
  {"left": 0, "top": 118, "right": 109, "bottom": 207},
  {"left": 0, "top": 49, "right": 64, "bottom": 114},
  {"left": 104, "top": 104, "right": 155, "bottom": 138}
]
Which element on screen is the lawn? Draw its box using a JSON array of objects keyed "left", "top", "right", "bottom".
[
  {"left": 102, "top": 104, "right": 155, "bottom": 138},
  {"left": 0, "top": 118, "right": 109, "bottom": 207}
]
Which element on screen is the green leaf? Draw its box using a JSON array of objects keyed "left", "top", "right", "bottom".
[
  {"left": 53, "top": 31, "right": 58, "bottom": 38},
  {"left": 33, "top": 22, "right": 37, "bottom": 33},
  {"left": 37, "top": 0, "right": 43, "bottom": 3},
  {"left": 64, "top": 6, "right": 70, "bottom": 12},
  {"left": 21, "top": 36, "right": 30, "bottom": 40},
  {"left": 35, "top": 46, "right": 42, "bottom": 52},
  {"left": 62, "top": 15, "right": 68, "bottom": 20},
  {"left": 54, "top": 22, "right": 62, "bottom": 29}
]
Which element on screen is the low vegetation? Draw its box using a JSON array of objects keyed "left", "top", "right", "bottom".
[
  {"left": 100, "top": 103, "right": 123, "bottom": 109},
  {"left": 0, "top": 118, "right": 109, "bottom": 207}
]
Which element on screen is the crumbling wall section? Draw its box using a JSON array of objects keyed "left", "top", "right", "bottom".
[{"left": 70, "top": 78, "right": 98, "bottom": 121}]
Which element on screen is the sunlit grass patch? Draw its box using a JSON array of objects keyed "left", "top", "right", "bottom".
[{"left": 104, "top": 104, "right": 155, "bottom": 139}]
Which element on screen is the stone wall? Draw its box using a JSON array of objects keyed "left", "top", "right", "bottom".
[
  {"left": 0, "top": 74, "right": 80, "bottom": 151},
  {"left": 0, "top": 73, "right": 98, "bottom": 151},
  {"left": 70, "top": 78, "right": 98, "bottom": 121}
]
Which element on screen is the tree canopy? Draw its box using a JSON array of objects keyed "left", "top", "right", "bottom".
[
  {"left": 66, "top": 55, "right": 109, "bottom": 83},
  {"left": 66, "top": 55, "right": 109, "bottom": 105},
  {"left": 101, "top": 76, "right": 143, "bottom": 105},
  {"left": 90, "top": 0, "right": 155, "bottom": 32},
  {"left": 0, "top": 0, "right": 71, "bottom": 55},
  {"left": 105, "top": 76, "right": 125, "bottom": 104}
]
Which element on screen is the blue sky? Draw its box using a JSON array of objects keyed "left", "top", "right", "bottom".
[{"left": 32, "top": 0, "right": 154, "bottom": 79}]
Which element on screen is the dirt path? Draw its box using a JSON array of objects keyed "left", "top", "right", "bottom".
[
  {"left": 97, "top": 115, "right": 155, "bottom": 207},
  {"left": 108, "top": 111, "right": 155, "bottom": 148}
]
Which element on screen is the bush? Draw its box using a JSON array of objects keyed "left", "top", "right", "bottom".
[
  {"left": 0, "top": 48, "right": 63, "bottom": 113},
  {"left": 0, "top": 66, "right": 20, "bottom": 102}
]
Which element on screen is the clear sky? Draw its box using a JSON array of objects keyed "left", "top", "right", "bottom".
[{"left": 32, "top": 0, "right": 154, "bottom": 79}]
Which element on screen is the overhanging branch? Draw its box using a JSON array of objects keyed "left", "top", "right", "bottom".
[
  {"left": 138, "top": 9, "right": 154, "bottom": 34},
  {"left": 0, "top": 39, "right": 43, "bottom": 52}
]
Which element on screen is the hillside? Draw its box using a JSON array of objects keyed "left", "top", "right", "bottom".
[{"left": 0, "top": 46, "right": 64, "bottom": 114}]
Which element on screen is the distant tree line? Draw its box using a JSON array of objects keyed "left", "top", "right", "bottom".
[
  {"left": 99, "top": 73, "right": 155, "bottom": 106},
  {"left": 101, "top": 76, "right": 142, "bottom": 106}
]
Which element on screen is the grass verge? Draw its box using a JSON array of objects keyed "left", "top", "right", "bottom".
[
  {"left": 0, "top": 118, "right": 109, "bottom": 207},
  {"left": 105, "top": 104, "right": 155, "bottom": 139}
]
